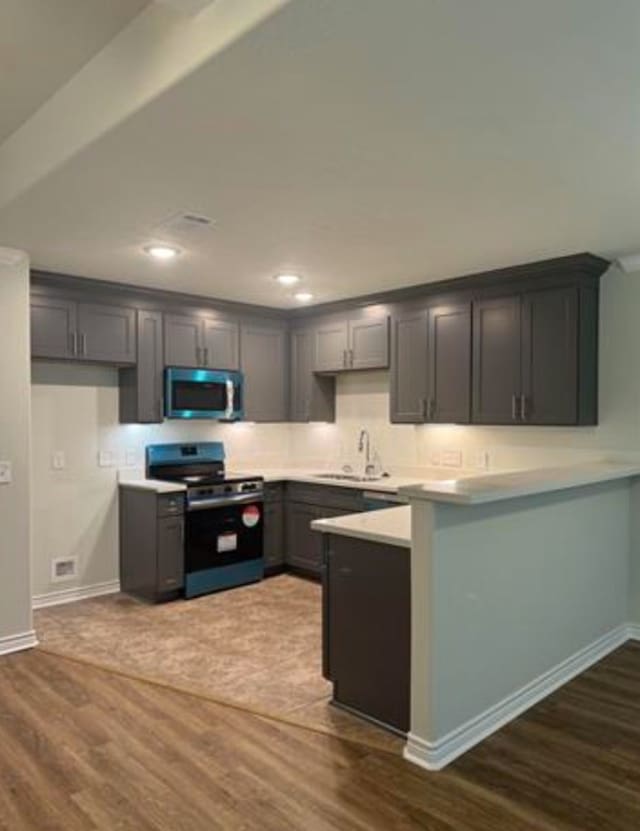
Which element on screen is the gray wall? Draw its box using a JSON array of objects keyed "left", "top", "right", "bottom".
[{"left": 0, "top": 250, "right": 33, "bottom": 647}]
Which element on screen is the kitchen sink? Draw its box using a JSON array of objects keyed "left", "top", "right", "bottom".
[{"left": 313, "top": 473, "right": 383, "bottom": 483}]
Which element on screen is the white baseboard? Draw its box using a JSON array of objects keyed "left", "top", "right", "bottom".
[
  {"left": 404, "top": 623, "right": 630, "bottom": 772},
  {"left": 0, "top": 629, "right": 38, "bottom": 656},
  {"left": 32, "top": 580, "right": 120, "bottom": 610}
]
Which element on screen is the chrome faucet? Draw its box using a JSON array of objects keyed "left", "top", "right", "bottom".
[{"left": 358, "top": 429, "right": 373, "bottom": 474}]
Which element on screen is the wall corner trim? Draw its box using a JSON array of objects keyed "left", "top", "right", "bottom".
[
  {"left": 404, "top": 623, "right": 632, "bottom": 771},
  {"left": 0, "top": 629, "right": 38, "bottom": 656},
  {"left": 32, "top": 580, "right": 121, "bottom": 610}
]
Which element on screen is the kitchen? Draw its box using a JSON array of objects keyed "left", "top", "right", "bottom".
[{"left": 4, "top": 1, "right": 640, "bottom": 829}]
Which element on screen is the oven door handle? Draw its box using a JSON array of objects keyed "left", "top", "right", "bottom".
[{"left": 187, "top": 493, "right": 263, "bottom": 511}]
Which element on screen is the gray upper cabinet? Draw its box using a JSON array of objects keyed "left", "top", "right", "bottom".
[
  {"left": 472, "top": 295, "right": 522, "bottom": 425},
  {"left": 315, "top": 318, "right": 349, "bottom": 371},
  {"left": 76, "top": 303, "right": 136, "bottom": 364},
  {"left": 31, "top": 296, "right": 135, "bottom": 365},
  {"left": 349, "top": 314, "right": 389, "bottom": 369},
  {"left": 290, "top": 327, "right": 335, "bottom": 423},
  {"left": 390, "top": 301, "right": 471, "bottom": 424},
  {"left": 202, "top": 317, "right": 239, "bottom": 370},
  {"left": 390, "top": 307, "right": 428, "bottom": 423},
  {"left": 165, "top": 313, "right": 239, "bottom": 369},
  {"left": 314, "top": 313, "right": 389, "bottom": 372},
  {"left": 521, "top": 287, "right": 578, "bottom": 425},
  {"left": 164, "top": 314, "right": 201, "bottom": 367},
  {"left": 240, "top": 320, "right": 288, "bottom": 422},
  {"left": 31, "top": 296, "right": 77, "bottom": 359},
  {"left": 120, "top": 310, "right": 164, "bottom": 424},
  {"left": 427, "top": 301, "right": 471, "bottom": 424}
]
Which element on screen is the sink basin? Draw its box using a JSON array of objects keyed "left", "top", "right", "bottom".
[{"left": 313, "top": 473, "right": 382, "bottom": 483}]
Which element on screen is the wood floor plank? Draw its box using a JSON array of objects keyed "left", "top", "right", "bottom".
[{"left": 2, "top": 646, "right": 640, "bottom": 830}]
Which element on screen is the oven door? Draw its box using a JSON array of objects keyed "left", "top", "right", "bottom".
[
  {"left": 185, "top": 495, "right": 264, "bottom": 576},
  {"left": 165, "top": 368, "right": 243, "bottom": 420}
]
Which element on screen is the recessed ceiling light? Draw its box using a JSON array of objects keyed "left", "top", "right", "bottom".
[
  {"left": 275, "top": 273, "right": 301, "bottom": 286},
  {"left": 144, "top": 244, "right": 180, "bottom": 260},
  {"left": 294, "top": 291, "right": 314, "bottom": 303}
]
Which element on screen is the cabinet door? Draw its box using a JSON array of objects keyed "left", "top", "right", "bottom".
[
  {"left": 290, "top": 328, "right": 313, "bottom": 421},
  {"left": 390, "top": 308, "right": 428, "bottom": 423},
  {"left": 427, "top": 302, "right": 471, "bottom": 424},
  {"left": 240, "top": 322, "right": 288, "bottom": 421},
  {"left": 164, "top": 314, "right": 202, "bottom": 367},
  {"left": 315, "top": 319, "right": 349, "bottom": 371},
  {"left": 349, "top": 314, "right": 389, "bottom": 370},
  {"left": 521, "top": 287, "right": 578, "bottom": 425},
  {"left": 286, "top": 503, "right": 346, "bottom": 577},
  {"left": 138, "top": 311, "right": 164, "bottom": 422},
  {"left": 30, "top": 297, "right": 77, "bottom": 359},
  {"left": 202, "top": 316, "right": 239, "bottom": 370},
  {"left": 76, "top": 303, "right": 136, "bottom": 364},
  {"left": 157, "top": 517, "right": 185, "bottom": 592},
  {"left": 472, "top": 296, "right": 521, "bottom": 424},
  {"left": 264, "top": 501, "right": 285, "bottom": 568}
]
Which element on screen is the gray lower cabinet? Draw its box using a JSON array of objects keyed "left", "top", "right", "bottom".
[
  {"left": 30, "top": 296, "right": 77, "bottom": 359},
  {"left": 264, "top": 482, "right": 285, "bottom": 570},
  {"left": 290, "top": 327, "right": 335, "bottom": 422},
  {"left": 119, "top": 488, "right": 185, "bottom": 602},
  {"left": 240, "top": 320, "right": 288, "bottom": 421},
  {"left": 164, "top": 313, "right": 239, "bottom": 369},
  {"left": 119, "top": 310, "right": 164, "bottom": 423},
  {"left": 322, "top": 534, "right": 410, "bottom": 733},
  {"left": 314, "top": 313, "right": 389, "bottom": 372},
  {"left": 30, "top": 297, "right": 136, "bottom": 364}
]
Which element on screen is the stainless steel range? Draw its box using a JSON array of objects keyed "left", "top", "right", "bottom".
[{"left": 146, "top": 442, "right": 264, "bottom": 598}]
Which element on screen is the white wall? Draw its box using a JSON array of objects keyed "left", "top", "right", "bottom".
[
  {"left": 0, "top": 250, "right": 34, "bottom": 651},
  {"left": 30, "top": 264, "right": 640, "bottom": 600}
]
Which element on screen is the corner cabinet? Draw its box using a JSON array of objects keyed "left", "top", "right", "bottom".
[
  {"left": 31, "top": 297, "right": 136, "bottom": 364},
  {"left": 240, "top": 319, "right": 288, "bottom": 422},
  {"left": 473, "top": 285, "right": 596, "bottom": 426},
  {"left": 164, "top": 312, "right": 239, "bottom": 370},
  {"left": 290, "top": 327, "right": 335, "bottom": 423},
  {"left": 314, "top": 312, "right": 389, "bottom": 372}
]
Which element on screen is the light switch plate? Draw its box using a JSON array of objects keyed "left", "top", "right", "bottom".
[
  {"left": 52, "top": 451, "right": 65, "bottom": 470},
  {"left": 0, "top": 461, "right": 12, "bottom": 484},
  {"left": 98, "top": 451, "right": 114, "bottom": 468}
]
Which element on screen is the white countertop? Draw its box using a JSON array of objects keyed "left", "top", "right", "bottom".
[
  {"left": 311, "top": 505, "right": 411, "bottom": 548},
  {"left": 118, "top": 477, "right": 187, "bottom": 493},
  {"left": 400, "top": 461, "right": 640, "bottom": 505}
]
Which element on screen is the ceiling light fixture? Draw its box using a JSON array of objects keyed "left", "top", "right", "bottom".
[
  {"left": 275, "top": 273, "right": 301, "bottom": 286},
  {"left": 294, "top": 291, "right": 314, "bottom": 303},
  {"left": 144, "top": 244, "right": 180, "bottom": 260}
]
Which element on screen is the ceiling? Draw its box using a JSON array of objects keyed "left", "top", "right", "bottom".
[
  {"left": 1, "top": 0, "right": 639, "bottom": 308},
  {"left": 0, "top": 0, "right": 150, "bottom": 143}
]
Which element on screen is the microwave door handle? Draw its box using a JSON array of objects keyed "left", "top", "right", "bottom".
[{"left": 225, "top": 378, "right": 234, "bottom": 419}]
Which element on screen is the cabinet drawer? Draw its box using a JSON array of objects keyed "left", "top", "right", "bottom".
[
  {"left": 157, "top": 493, "right": 185, "bottom": 517},
  {"left": 286, "top": 482, "right": 364, "bottom": 512}
]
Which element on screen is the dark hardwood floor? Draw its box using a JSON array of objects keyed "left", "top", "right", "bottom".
[{"left": 2, "top": 643, "right": 640, "bottom": 830}]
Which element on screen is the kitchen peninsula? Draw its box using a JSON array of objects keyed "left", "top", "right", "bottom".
[{"left": 313, "top": 460, "right": 640, "bottom": 769}]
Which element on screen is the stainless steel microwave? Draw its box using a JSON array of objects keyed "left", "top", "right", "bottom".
[{"left": 165, "top": 367, "right": 244, "bottom": 420}]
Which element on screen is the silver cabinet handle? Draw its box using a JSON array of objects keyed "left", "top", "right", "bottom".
[
  {"left": 511, "top": 394, "right": 518, "bottom": 421},
  {"left": 520, "top": 394, "right": 527, "bottom": 421},
  {"left": 80, "top": 333, "right": 87, "bottom": 356}
]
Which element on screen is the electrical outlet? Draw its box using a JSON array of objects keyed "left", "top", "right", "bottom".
[
  {"left": 441, "top": 449, "right": 462, "bottom": 468},
  {"left": 98, "top": 451, "right": 114, "bottom": 468},
  {"left": 51, "top": 451, "right": 65, "bottom": 470},
  {"left": 125, "top": 449, "right": 138, "bottom": 466},
  {"left": 0, "top": 461, "right": 12, "bottom": 484}
]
